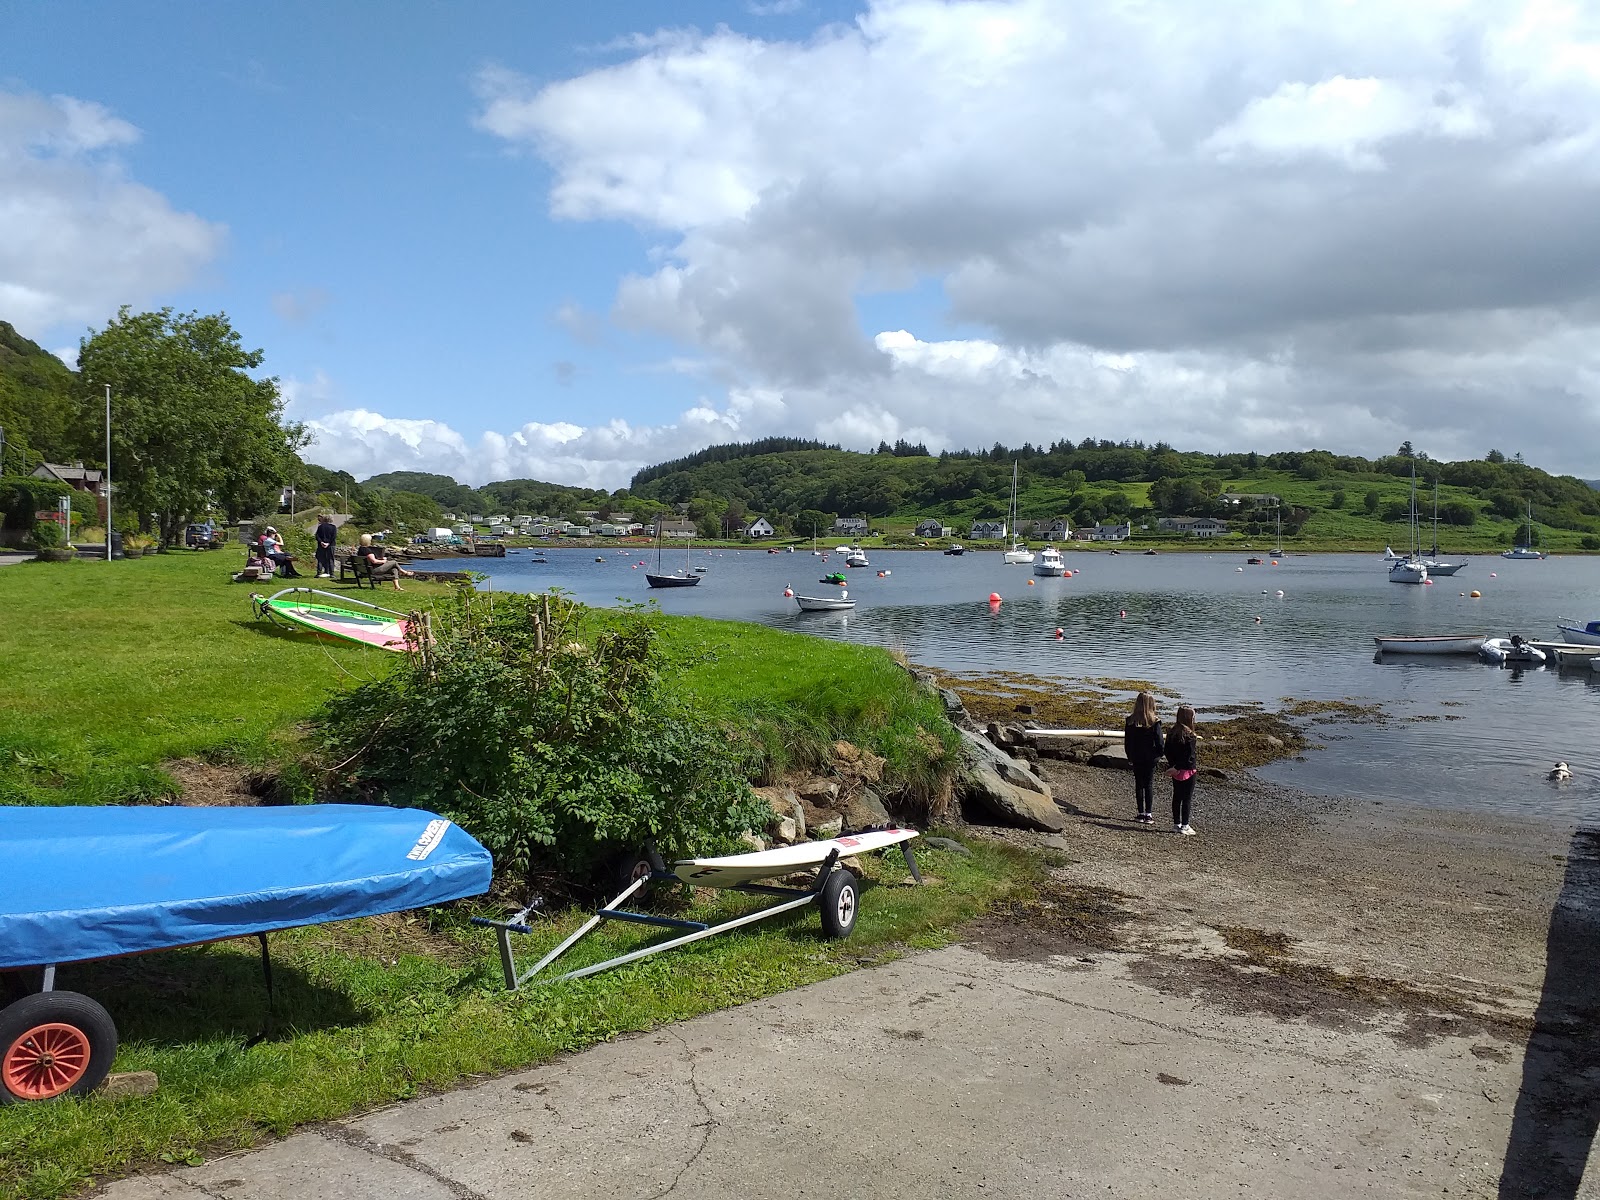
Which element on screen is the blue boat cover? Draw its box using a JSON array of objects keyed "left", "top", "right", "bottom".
[{"left": 0, "top": 804, "right": 493, "bottom": 969}]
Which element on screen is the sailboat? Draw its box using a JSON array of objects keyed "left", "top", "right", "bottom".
[
  {"left": 1502, "top": 502, "right": 1546, "bottom": 560},
  {"left": 646, "top": 522, "right": 700, "bottom": 588},
  {"left": 1421, "top": 482, "right": 1466, "bottom": 576},
  {"left": 1269, "top": 506, "right": 1284, "bottom": 557},
  {"left": 1003, "top": 462, "right": 1034, "bottom": 565},
  {"left": 1388, "top": 467, "right": 1428, "bottom": 584}
]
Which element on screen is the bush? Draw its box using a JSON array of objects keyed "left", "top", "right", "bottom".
[
  {"left": 1582, "top": 535, "right": 1600, "bottom": 551},
  {"left": 30, "top": 520, "right": 63, "bottom": 549},
  {"left": 317, "top": 590, "right": 769, "bottom": 885}
]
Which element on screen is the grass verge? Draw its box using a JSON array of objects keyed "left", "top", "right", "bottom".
[{"left": 0, "top": 839, "right": 1030, "bottom": 1200}]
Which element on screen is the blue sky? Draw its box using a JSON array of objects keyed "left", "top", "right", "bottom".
[{"left": 4, "top": 1, "right": 1599, "bottom": 486}]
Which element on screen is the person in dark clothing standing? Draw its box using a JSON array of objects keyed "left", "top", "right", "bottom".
[
  {"left": 313, "top": 514, "right": 338, "bottom": 579},
  {"left": 1123, "top": 691, "right": 1165, "bottom": 826},
  {"left": 1166, "top": 705, "right": 1199, "bottom": 835}
]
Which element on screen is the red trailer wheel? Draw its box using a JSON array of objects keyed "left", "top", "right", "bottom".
[{"left": 0, "top": 992, "right": 118, "bottom": 1104}]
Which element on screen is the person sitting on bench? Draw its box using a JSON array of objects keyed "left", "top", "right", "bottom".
[
  {"left": 357, "top": 533, "right": 416, "bottom": 590},
  {"left": 259, "top": 526, "right": 302, "bottom": 577}
]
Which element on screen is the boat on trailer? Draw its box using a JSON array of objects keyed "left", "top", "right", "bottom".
[
  {"left": 1373, "top": 634, "right": 1489, "bottom": 655},
  {"left": 473, "top": 829, "right": 921, "bottom": 989},
  {"left": 0, "top": 805, "right": 491, "bottom": 1102}
]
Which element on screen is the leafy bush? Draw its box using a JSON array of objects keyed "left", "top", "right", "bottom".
[
  {"left": 1582, "top": 535, "right": 1600, "bottom": 551},
  {"left": 30, "top": 520, "right": 63, "bottom": 549},
  {"left": 317, "top": 590, "right": 769, "bottom": 884}
]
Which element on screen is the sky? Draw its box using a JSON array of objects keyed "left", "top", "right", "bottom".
[{"left": 4, "top": 0, "right": 1599, "bottom": 489}]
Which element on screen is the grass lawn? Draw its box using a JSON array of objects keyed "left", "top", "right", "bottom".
[{"left": 0, "top": 550, "right": 1025, "bottom": 1199}]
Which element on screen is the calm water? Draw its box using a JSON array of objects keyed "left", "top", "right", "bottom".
[{"left": 435, "top": 546, "right": 1600, "bottom": 824}]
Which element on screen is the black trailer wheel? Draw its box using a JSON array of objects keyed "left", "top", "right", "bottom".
[
  {"left": 0, "top": 991, "right": 118, "bottom": 1104},
  {"left": 819, "top": 869, "right": 860, "bottom": 939},
  {"left": 612, "top": 845, "right": 663, "bottom": 899}
]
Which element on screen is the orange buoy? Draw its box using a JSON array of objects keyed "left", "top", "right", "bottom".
[
  {"left": 988, "top": 592, "right": 1002, "bottom": 605},
  {"left": 1027, "top": 579, "right": 1035, "bottom": 585},
  {"left": 1470, "top": 590, "right": 1481, "bottom": 598}
]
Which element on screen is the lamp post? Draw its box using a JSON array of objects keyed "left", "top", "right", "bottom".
[{"left": 103, "top": 385, "right": 112, "bottom": 562}]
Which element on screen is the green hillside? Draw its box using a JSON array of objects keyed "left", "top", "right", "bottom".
[{"left": 0, "top": 321, "right": 81, "bottom": 471}]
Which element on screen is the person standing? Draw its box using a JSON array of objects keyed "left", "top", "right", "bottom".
[
  {"left": 1166, "top": 705, "right": 1199, "bottom": 835},
  {"left": 313, "top": 513, "right": 338, "bottom": 579},
  {"left": 1123, "top": 691, "right": 1165, "bottom": 826}
]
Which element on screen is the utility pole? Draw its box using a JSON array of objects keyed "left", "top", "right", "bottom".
[{"left": 104, "top": 385, "right": 112, "bottom": 562}]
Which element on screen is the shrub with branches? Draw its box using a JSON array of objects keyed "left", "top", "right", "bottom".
[{"left": 317, "top": 590, "right": 769, "bottom": 884}]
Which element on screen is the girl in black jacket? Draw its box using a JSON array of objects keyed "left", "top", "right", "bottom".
[
  {"left": 1123, "top": 691, "right": 1165, "bottom": 825},
  {"left": 1166, "top": 705, "right": 1199, "bottom": 835}
]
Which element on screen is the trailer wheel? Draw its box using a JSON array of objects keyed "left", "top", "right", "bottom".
[
  {"left": 819, "top": 869, "right": 859, "bottom": 939},
  {"left": 0, "top": 992, "right": 118, "bottom": 1104}
]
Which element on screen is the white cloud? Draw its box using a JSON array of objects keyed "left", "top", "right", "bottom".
[
  {"left": 0, "top": 89, "right": 225, "bottom": 334},
  {"left": 456, "top": 0, "right": 1600, "bottom": 478}
]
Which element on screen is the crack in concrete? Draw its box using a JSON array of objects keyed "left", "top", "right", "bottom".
[
  {"left": 642, "top": 1028, "right": 720, "bottom": 1200},
  {"left": 910, "top": 953, "right": 1493, "bottom": 1092},
  {"left": 317, "top": 1125, "right": 493, "bottom": 1200}
]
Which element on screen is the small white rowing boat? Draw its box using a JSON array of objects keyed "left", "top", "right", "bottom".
[
  {"left": 795, "top": 592, "right": 856, "bottom": 612},
  {"left": 1373, "top": 634, "right": 1488, "bottom": 655}
]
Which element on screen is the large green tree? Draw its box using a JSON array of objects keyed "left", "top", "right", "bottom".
[{"left": 77, "top": 308, "right": 307, "bottom": 543}]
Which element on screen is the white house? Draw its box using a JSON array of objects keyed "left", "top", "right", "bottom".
[
  {"left": 971, "top": 519, "right": 1007, "bottom": 539},
  {"left": 745, "top": 516, "right": 775, "bottom": 538},
  {"left": 1157, "top": 517, "right": 1229, "bottom": 538}
]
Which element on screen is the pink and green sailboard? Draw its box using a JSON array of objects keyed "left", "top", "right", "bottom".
[{"left": 252, "top": 588, "right": 414, "bottom": 651}]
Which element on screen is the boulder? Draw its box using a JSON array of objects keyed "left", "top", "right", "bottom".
[
  {"left": 1088, "top": 743, "right": 1132, "bottom": 771},
  {"left": 922, "top": 835, "right": 973, "bottom": 857},
  {"left": 754, "top": 784, "right": 806, "bottom": 840},
  {"left": 814, "top": 816, "right": 844, "bottom": 839},
  {"left": 840, "top": 789, "right": 892, "bottom": 830},
  {"left": 739, "top": 831, "right": 768, "bottom": 853},
  {"left": 961, "top": 764, "right": 1068, "bottom": 833},
  {"left": 939, "top": 688, "right": 978, "bottom": 730},
  {"left": 954, "top": 727, "right": 1066, "bottom": 833},
  {"left": 832, "top": 740, "right": 861, "bottom": 763},
  {"left": 986, "top": 721, "right": 1019, "bottom": 749},
  {"left": 769, "top": 816, "right": 799, "bottom": 844},
  {"left": 795, "top": 777, "right": 840, "bottom": 806}
]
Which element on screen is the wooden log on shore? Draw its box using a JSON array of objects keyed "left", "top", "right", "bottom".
[{"left": 410, "top": 569, "right": 474, "bottom": 583}]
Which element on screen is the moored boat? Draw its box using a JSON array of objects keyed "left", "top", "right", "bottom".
[
  {"left": 1555, "top": 619, "right": 1600, "bottom": 647},
  {"left": 1373, "top": 633, "right": 1489, "bottom": 655},
  {"left": 1033, "top": 545, "right": 1067, "bottom": 576},
  {"left": 943, "top": 544, "right": 965, "bottom": 556},
  {"left": 845, "top": 547, "right": 870, "bottom": 568},
  {"left": 1388, "top": 557, "right": 1428, "bottom": 584},
  {"left": 1480, "top": 636, "right": 1545, "bottom": 665},
  {"left": 1502, "top": 502, "right": 1546, "bottom": 559},
  {"left": 795, "top": 591, "right": 855, "bottom": 612}
]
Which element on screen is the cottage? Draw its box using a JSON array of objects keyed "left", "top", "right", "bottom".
[
  {"left": 656, "top": 519, "right": 697, "bottom": 539},
  {"left": 1031, "top": 518, "right": 1072, "bottom": 541},
  {"left": 745, "top": 516, "right": 775, "bottom": 539},
  {"left": 971, "top": 519, "right": 1007, "bottom": 539},
  {"left": 1088, "top": 521, "right": 1132, "bottom": 542},
  {"left": 914, "top": 518, "right": 953, "bottom": 538},
  {"left": 832, "top": 516, "right": 869, "bottom": 535},
  {"left": 31, "top": 462, "right": 107, "bottom": 522}
]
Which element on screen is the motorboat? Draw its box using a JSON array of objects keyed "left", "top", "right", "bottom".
[
  {"left": 1372, "top": 634, "right": 1489, "bottom": 655},
  {"left": 1556, "top": 619, "right": 1600, "bottom": 646},
  {"left": 845, "top": 547, "right": 870, "bottom": 568},
  {"left": 1480, "top": 636, "right": 1546, "bottom": 665},
  {"left": 795, "top": 590, "right": 855, "bottom": 612},
  {"left": 819, "top": 572, "right": 847, "bottom": 585},
  {"left": 1033, "top": 545, "right": 1067, "bottom": 576},
  {"left": 943, "top": 544, "right": 965, "bottom": 556},
  {"left": 1002, "top": 461, "right": 1034, "bottom": 565},
  {"left": 1247, "top": 556, "right": 1264, "bottom": 565}
]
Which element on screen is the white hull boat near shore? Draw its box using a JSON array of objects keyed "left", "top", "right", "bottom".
[
  {"left": 1480, "top": 637, "right": 1545, "bottom": 665},
  {"left": 1556, "top": 620, "right": 1600, "bottom": 647},
  {"left": 1033, "top": 546, "right": 1066, "bottom": 576},
  {"left": 1373, "top": 634, "right": 1488, "bottom": 655},
  {"left": 795, "top": 591, "right": 855, "bottom": 612},
  {"left": 1531, "top": 642, "right": 1600, "bottom": 668}
]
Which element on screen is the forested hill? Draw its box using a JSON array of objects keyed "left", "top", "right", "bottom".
[
  {"left": 624, "top": 439, "right": 1600, "bottom": 544},
  {"left": 360, "top": 470, "right": 609, "bottom": 518},
  {"left": 0, "top": 322, "right": 79, "bottom": 469}
]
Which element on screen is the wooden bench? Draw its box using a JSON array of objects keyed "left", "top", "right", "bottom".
[{"left": 340, "top": 553, "right": 375, "bottom": 589}]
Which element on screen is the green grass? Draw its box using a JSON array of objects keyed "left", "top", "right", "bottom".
[
  {"left": 0, "top": 552, "right": 463, "bottom": 805},
  {"left": 0, "top": 551, "right": 1027, "bottom": 1198},
  {"left": 0, "top": 840, "right": 1029, "bottom": 1200}
]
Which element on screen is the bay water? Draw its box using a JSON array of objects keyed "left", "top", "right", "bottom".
[{"left": 438, "top": 546, "right": 1600, "bottom": 824}]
